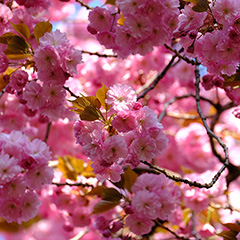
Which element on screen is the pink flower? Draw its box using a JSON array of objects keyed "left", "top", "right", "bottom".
[
  {"left": 43, "top": 84, "right": 66, "bottom": 105},
  {"left": 129, "top": 135, "right": 156, "bottom": 161},
  {"left": 26, "top": 138, "right": 52, "bottom": 164},
  {"left": 0, "top": 3, "right": 13, "bottom": 25},
  {"left": 116, "top": 0, "right": 148, "bottom": 14},
  {"left": 132, "top": 173, "right": 162, "bottom": 193},
  {"left": 212, "top": 0, "right": 240, "bottom": 24},
  {"left": 22, "top": 81, "right": 45, "bottom": 110},
  {"left": 26, "top": 165, "right": 53, "bottom": 190},
  {"left": 125, "top": 214, "right": 153, "bottom": 236},
  {"left": 0, "top": 153, "right": 21, "bottom": 185},
  {"left": 125, "top": 14, "right": 152, "bottom": 39},
  {"left": 34, "top": 45, "right": 60, "bottom": 72},
  {"left": 10, "top": 70, "right": 28, "bottom": 91},
  {"left": 0, "top": 198, "right": 22, "bottom": 224},
  {"left": 101, "top": 135, "right": 127, "bottom": 167},
  {"left": 106, "top": 84, "right": 137, "bottom": 111},
  {"left": 135, "top": 106, "right": 163, "bottom": 132},
  {"left": 88, "top": 7, "right": 113, "bottom": 33},
  {"left": 60, "top": 48, "right": 82, "bottom": 76},
  {"left": 132, "top": 190, "right": 162, "bottom": 219},
  {"left": 0, "top": 52, "right": 8, "bottom": 73},
  {"left": 96, "top": 31, "right": 117, "bottom": 49},
  {"left": 20, "top": 191, "right": 41, "bottom": 222},
  {"left": 39, "top": 29, "right": 69, "bottom": 49},
  {"left": 111, "top": 110, "right": 137, "bottom": 132},
  {"left": 71, "top": 207, "right": 91, "bottom": 227}
]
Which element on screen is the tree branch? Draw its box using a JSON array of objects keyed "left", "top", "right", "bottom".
[
  {"left": 52, "top": 181, "right": 94, "bottom": 188},
  {"left": 164, "top": 44, "right": 200, "bottom": 65},
  {"left": 44, "top": 122, "right": 51, "bottom": 143},
  {"left": 75, "top": 0, "right": 92, "bottom": 10},
  {"left": 82, "top": 50, "right": 117, "bottom": 58},
  {"left": 137, "top": 53, "right": 178, "bottom": 100}
]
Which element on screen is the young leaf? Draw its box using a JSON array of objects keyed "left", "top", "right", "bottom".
[
  {"left": 222, "top": 72, "right": 240, "bottom": 89},
  {"left": 4, "top": 35, "right": 31, "bottom": 60},
  {"left": 123, "top": 166, "right": 138, "bottom": 193},
  {"left": 192, "top": 0, "right": 209, "bottom": 12},
  {"left": 96, "top": 83, "right": 111, "bottom": 111},
  {"left": 85, "top": 96, "right": 101, "bottom": 109},
  {"left": 87, "top": 186, "right": 122, "bottom": 202},
  {"left": 80, "top": 106, "right": 101, "bottom": 121},
  {"left": 87, "top": 185, "right": 108, "bottom": 197},
  {"left": 93, "top": 200, "right": 120, "bottom": 214},
  {"left": 34, "top": 21, "right": 52, "bottom": 44},
  {"left": 10, "top": 22, "right": 31, "bottom": 39},
  {"left": 105, "top": 0, "right": 116, "bottom": 5},
  {"left": 222, "top": 223, "right": 240, "bottom": 233},
  {"left": 216, "top": 230, "right": 238, "bottom": 240},
  {"left": 0, "top": 32, "right": 16, "bottom": 44}
]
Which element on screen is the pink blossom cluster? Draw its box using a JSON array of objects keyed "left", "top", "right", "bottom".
[
  {"left": 15, "top": 0, "right": 52, "bottom": 13},
  {"left": 5, "top": 29, "right": 83, "bottom": 122},
  {"left": 124, "top": 173, "right": 181, "bottom": 236},
  {"left": 0, "top": 131, "right": 53, "bottom": 224},
  {"left": 182, "top": 170, "right": 226, "bottom": 213},
  {"left": 34, "top": 29, "right": 82, "bottom": 85},
  {"left": 74, "top": 84, "right": 168, "bottom": 182},
  {"left": 176, "top": 1, "right": 240, "bottom": 77},
  {"left": 87, "top": 0, "right": 179, "bottom": 57}
]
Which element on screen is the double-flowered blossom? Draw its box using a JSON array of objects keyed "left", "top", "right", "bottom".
[
  {"left": 125, "top": 173, "right": 181, "bottom": 236},
  {"left": 87, "top": 0, "right": 179, "bottom": 57},
  {"left": 0, "top": 131, "right": 53, "bottom": 224},
  {"left": 74, "top": 84, "right": 168, "bottom": 182},
  {"left": 34, "top": 29, "right": 82, "bottom": 85}
]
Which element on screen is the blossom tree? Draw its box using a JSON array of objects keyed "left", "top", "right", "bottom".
[{"left": 1, "top": 0, "right": 240, "bottom": 239}]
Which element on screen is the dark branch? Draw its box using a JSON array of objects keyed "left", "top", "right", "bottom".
[
  {"left": 52, "top": 181, "right": 94, "bottom": 188},
  {"left": 137, "top": 53, "right": 178, "bottom": 100},
  {"left": 63, "top": 86, "right": 78, "bottom": 98},
  {"left": 44, "top": 122, "right": 51, "bottom": 143},
  {"left": 75, "top": 0, "right": 92, "bottom": 10},
  {"left": 82, "top": 50, "right": 117, "bottom": 58},
  {"left": 164, "top": 44, "right": 200, "bottom": 65}
]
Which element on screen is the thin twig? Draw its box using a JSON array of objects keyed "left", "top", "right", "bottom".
[
  {"left": 44, "top": 122, "right": 51, "bottom": 142},
  {"left": 137, "top": 53, "right": 178, "bottom": 100},
  {"left": 158, "top": 93, "right": 218, "bottom": 122},
  {"left": 82, "top": 50, "right": 117, "bottom": 58},
  {"left": 164, "top": 44, "right": 200, "bottom": 65},
  {"left": 194, "top": 64, "right": 229, "bottom": 187},
  {"left": 63, "top": 86, "right": 78, "bottom": 98},
  {"left": 75, "top": 0, "right": 92, "bottom": 10},
  {"left": 141, "top": 161, "right": 224, "bottom": 189},
  {"left": 155, "top": 220, "right": 190, "bottom": 240},
  {"left": 52, "top": 181, "right": 94, "bottom": 188}
]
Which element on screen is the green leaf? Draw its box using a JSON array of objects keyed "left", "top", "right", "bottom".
[
  {"left": 87, "top": 186, "right": 108, "bottom": 197},
  {"left": 0, "top": 32, "right": 16, "bottom": 44},
  {"left": 96, "top": 83, "right": 111, "bottom": 111},
  {"left": 85, "top": 96, "right": 101, "bottom": 109},
  {"left": 192, "top": 0, "right": 209, "bottom": 12},
  {"left": 93, "top": 200, "right": 120, "bottom": 214},
  {"left": 105, "top": 0, "right": 116, "bottom": 5},
  {"left": 4, "top": 35, "right": 31, "bottom": 60},
  {"left": 222, "top": 71, "right": 240, "bottom": 89},
  {"left": 216, "top": 230, "right": 238, "bottom": 240},
  {"left": 123, "top": 166, "right": 138, "bottom": 193},
  {"left": 223, "top": 223, "right": 240, "bottom": 232},
  {"left": 80, "top": 106, "right": 100, "bottom": 121},
  {"left": 34, "top": 21, "right": 52, "bottom": 44},
  {"left": 10, "top": 22, "right": 31, "bottom": 39},
  {"left": 87, "top": 186, "right": 122, "bottom": 202}
]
